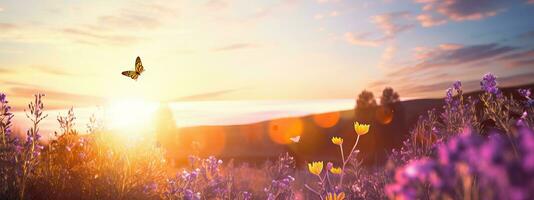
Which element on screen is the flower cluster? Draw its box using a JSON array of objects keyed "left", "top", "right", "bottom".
[
  {"left": 164, "top": 156, "right": 234, "bottom": 199},
  {"left": 480, "top": 73, "right": 499, "bottom": 95},
  {"left": 385, "top": 73, "right": 534, "bottom": 200},
  {"left": 387, "top": 128, "right": 534, "bottom": 200},
  {"left": 264, "top": 153, "right": 296, "bottom": 200},
  {"left": 303, "top": 121, "right": 370, "bottom": 199},
  {"left": 0, "top": 93, "right": 14, "bottom": 145}
]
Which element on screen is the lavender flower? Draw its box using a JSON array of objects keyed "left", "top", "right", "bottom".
[
  {"left": 453, "top": 81, "right": 462, "bottom": 91},
  {"left": 264, "top": 153, "right": 295, "bottom": 199},
  {"left": 518, "top": 89, "right": 531, "bottom": 99},
  {"left": 242, "top": 191, "right": 252, "bottom": 200},
  {"left": 480, "top": 73, "right": 499, "bottom": 95},
  {"left": 0, "top": 93, "right": 14, "bottom": 144},
  {"left": 387, "top": 128, "right": 534, "bottom": 200},
  {"left": 445, "top": 88, "right": 453, "bottom": 104}
]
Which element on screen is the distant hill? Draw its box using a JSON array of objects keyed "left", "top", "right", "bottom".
[{"left": 158, "top": 83, "right": 534, "bottom": 167}]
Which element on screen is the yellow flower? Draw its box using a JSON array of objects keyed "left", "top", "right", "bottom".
[
  {"left": 354, "top": 122, "right": 370, "bottom": 136},
  {"left": 331, "top": 137, "right": 343, "bottom": 145},
  {"left": 308, "top": 161, "right": 323, "bottom": 176},
  {"left": 330, "top": 167, "right": 342, "bottom": 174},
  {"left": 326, "top": 192, "right": 346, "bottom": 200}
]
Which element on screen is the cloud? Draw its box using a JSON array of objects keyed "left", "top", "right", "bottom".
[
  {"left": 59, "top": 2, "right": 177, "bottom": 46},
  {"left": 171, "top": 89, "right": 241, "bottom": 101},
  {"left": 30, "top": 65, "right": 84, "bottom": 76},
  {"left": 0, "top": 23, "right": 17, "bottom": 32},
  {"left": 0, "top": 6, "right": 4, "bottom": 12},
  {"left": 391, "top": 43, "right": 517, "bottom": 76},
  {"left": 415, "top": 0, "right": 514, "bottom": 27},
  {"left": 212, "top": 43, "right": 260, "bottom": 52},
  {"left": 98, "top": 13, "right": 160, "bottom": 29},
  {"left": 314, "top": 14, "right": 325, "bottom": 20},
  {"left": 250, "top": 0, "right": 299, "bottom": 20},
  {"left": 316, "top": 0, "right": 340, "bottom": 3},
  {"left": 9, "top": 87, "right": 106, "bottom": 105},
  {"left": 497, "top": 49, "right": 534, "bottom": 68},
  {"left": 416, "top": 14, "right": 447, "bottom": 27},
  {"left": 205, "top": 0, "right": 229, "bottom": 10},
  {"left": 330, "top": 11, "right": 339, "bottom": 17},
  {"left": 401, "top": 72, "right": 534, "bottom": 95},
  {"left": 345, "top": 11, "right": 414, "bottom": 47},
  {"left": 344, "top": 32, "right": 382, "bottom": 47},
  {"left": 0, "top": 67, "right": 14, "bottom": 74},
  {"left": 371, "top": 11, "right": 415, "bottom": 37},
  {"left": 61, "top": 28, "right": 141, "bottom": 46},
  {"left": 378, "top": 44, "right": 397, "bottom": 68},
  {"left": 314, "top": 11, "right": 339, "bottom": 20}
]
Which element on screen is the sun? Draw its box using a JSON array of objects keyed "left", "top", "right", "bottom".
[{"left": 105, "top": 99, "right": 160, "bottom": 138}]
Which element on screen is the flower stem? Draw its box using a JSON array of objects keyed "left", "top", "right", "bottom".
[{"left": 339, "top": 135, "right": 360, "bottom": 186}]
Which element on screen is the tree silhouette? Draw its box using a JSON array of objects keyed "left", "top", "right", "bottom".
[
  {"left": 356, "top": 90, "right": 377, "bottom": 109},
  {"left": 380, "top": 87, "right": 400, "bottom": 106}
]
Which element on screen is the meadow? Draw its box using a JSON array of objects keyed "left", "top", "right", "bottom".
[{"left": 1, "top": 73, "right": 534, "bottom": 200}]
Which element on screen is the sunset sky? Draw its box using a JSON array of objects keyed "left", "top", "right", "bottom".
[{"left": 1, "top": 0, "right": 533, "bottom": 110}]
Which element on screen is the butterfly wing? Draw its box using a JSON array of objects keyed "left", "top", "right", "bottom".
[
  {"left": 122, "top": 71, "right": 139, "bottom": 80},
  {"left": 135, "top": 56, "right": 144, "bottom": 74},
  {"left": 289, "top": 136, "right": 300, "bottom": 143}
]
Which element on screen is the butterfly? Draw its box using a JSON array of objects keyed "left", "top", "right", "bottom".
[
  {"left": 121, "top": 56, "right": 145, "bottom": 80},
  {"left": 289, "top": 136, "right": 300, "bottom": 143}
]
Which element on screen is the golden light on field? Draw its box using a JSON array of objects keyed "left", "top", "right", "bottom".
[
  {"left": 312, "top": 112, "right": 341, "bottom": 128},
  {"left": 105, "top": 99, "right": 160, "bottom": 141},
  {"left": 268, "top": 118, "right": 303, "bottom": 144}
]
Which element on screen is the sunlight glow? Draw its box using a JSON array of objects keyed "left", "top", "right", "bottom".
[{"left": 105, "top": 99, "right": 160, "bottom": 140}]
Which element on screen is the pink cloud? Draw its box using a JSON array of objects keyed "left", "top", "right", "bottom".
[
  {"left": 314, "top": 14, "right": 325, "bottom": 20},
  {"left": 344, "top": 32, "right": 381, "bottom": 47},
  {"left": 316, "top": 0, "right": 340, "bottom": 3},
  {"left": 379, "top": 45, "right": 397, "bottom": 68},
  {"left": 497, "top": 49, "right": 534, "bottom": 68},
  {"left": 416, "top": 0, "right": 511, "bottom": 24},
  {"left": 371, "top": 12, "right": 414, "bottom": 37},
  {"left": 0, "top": 23, "right": 17, "bottom": 32},
  {"left": 330, "top": 11, "right": 339, "bottom": 17},
  {"left": 212, "top": 43, "right": 260, "bottom": 52},
  {"left": 416, "top": 14, "right": 447, "bottom": 27}
]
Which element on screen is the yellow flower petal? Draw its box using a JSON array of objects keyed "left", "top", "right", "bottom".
[
  {"left": 331, "top": 137, "right": 343, "bottom": 145},
  {"left": 354, "top": 122, "right": 370, "bottom": 136},
  {"left": 330, "top": 167, "right": 342, "bottom": 174},
  {"left": 308, "top": 161, "right": 323, "bottom": 176},
  {"left": 326, "top": 192, "right": 346, "bottom": 200}
]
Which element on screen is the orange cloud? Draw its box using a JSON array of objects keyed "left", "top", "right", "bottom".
[{"left": 9, "top": 87, "right": 106, "bottom": 106}]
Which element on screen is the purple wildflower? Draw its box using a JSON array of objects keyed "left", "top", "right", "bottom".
[
  {"left": 242, "top": 191, "right": 252, "bottom": 200},
  {"left": 480, "top": 73, "right": 499, "bottom": 95},
  {"left": 326, "top": 162, "right": 333, "bottom": 171},
  {"left": 1, "top": 93, "right": 14, "bottom": 144},
  {"left": 445, "top": 88, "right": 453, "bottom": 104},
  {"left": 453, "top": 81, "right": 462, "bottom": 91},
  {"left": 518, "top": 89, "right": 531, "bottom": 99}
]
